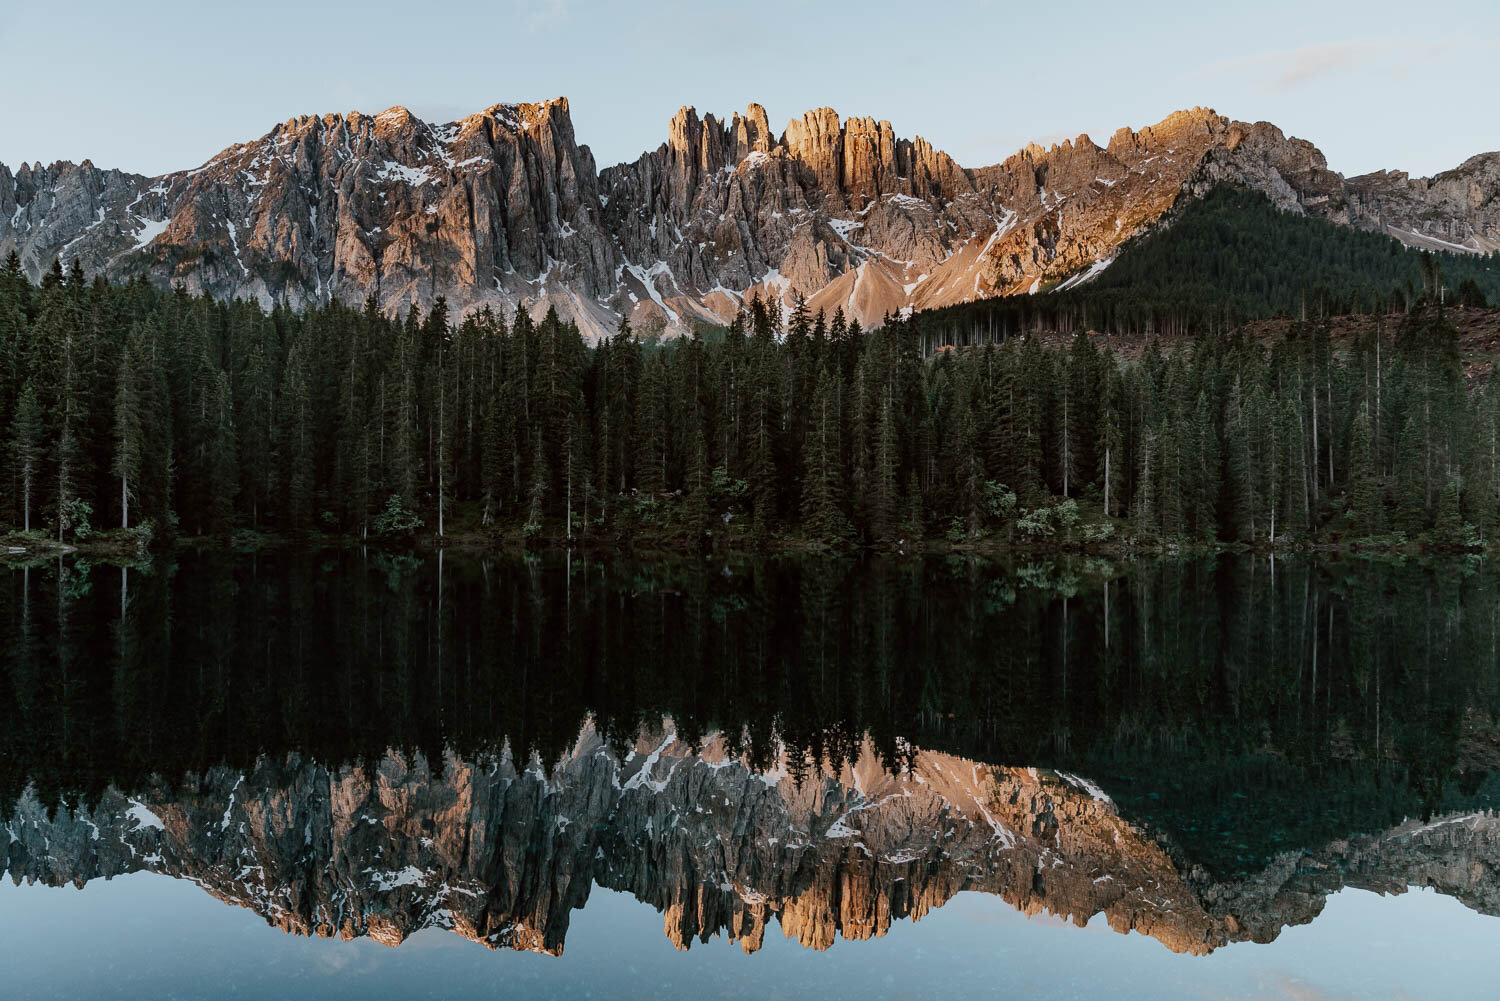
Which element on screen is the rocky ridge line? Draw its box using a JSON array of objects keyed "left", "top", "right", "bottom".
[{"left": 3, "top": 101, "right": 1496, "bottom": 339}]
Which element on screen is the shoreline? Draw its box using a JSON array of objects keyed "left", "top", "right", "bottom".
[{"left": 3, "top": 526, "right": 1489, "bottom": 565}]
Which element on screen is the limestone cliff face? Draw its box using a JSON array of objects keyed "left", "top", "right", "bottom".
[
  {"left": 1, "top": 102, "right": 1496, "bottom": 339},
  {"left": 597, "top": 103, "right": 992, "bottom": 335},
  {"left": 0, "top": 100, "right": 622, "bottom": 338},
  {"left": 8, "top": 727, "right": 1500, "bottom": 958}
]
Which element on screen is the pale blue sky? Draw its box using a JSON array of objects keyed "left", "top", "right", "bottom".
[
  {"left": 4, "top": 876, "right": 1497, "bottom": 1000},
  {"left": 3, "top": 0, "right": 1496, "bottom": 179}
]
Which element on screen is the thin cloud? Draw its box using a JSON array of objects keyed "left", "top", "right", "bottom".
[
  {"left": 1194, "top": 38, "right": 1495, "bottom": 93},
  {"left": 1195, "top": 41, "right": 1382, "bottom": 92},
  {"left": 524, "top": 0, "right": 569, "bottom": 30},
  {"left": 1269, "top": 41, "right": 1381, "bottom": 90}
]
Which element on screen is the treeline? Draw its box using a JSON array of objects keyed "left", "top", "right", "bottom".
[
  {"left": 917, "top": 186, "right": 1499, "bottom": 344},
  {"left": 0, "top": 250, "right": 1497, "bottom": 548}
]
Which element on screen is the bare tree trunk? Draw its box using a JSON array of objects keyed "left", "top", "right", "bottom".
[
  {"left": 1327, "top": 378, "right": 1334, "bottom": 489},
  {"left": 1103, "top": 448, "right": 1111, "bottom": 517},
  {"left": 1311, "top": 389, "right": 1319, "bottom": 501},
  {"left": 438, "top": 371, "right": 445, "bottom": 538}
]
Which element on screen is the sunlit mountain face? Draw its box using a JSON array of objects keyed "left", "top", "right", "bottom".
[
  {"left": 4, "top": 101, "right": 1496, "bottom": 340},
  {"left": 4, "top": 552, "right": 1499, "bottom": 963}
]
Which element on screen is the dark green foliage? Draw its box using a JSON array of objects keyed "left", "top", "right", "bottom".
[
  {"left": 9, "top": 381, "right": 44, "bottom": 532},
  {"left": 1456, "top": 277, "right": 1488, "bottom": 309},
  {"left": 0, "top": 252, "right": 1493, "bottom": 548},
  {"left": 914, "top": 187, "right": 1500, "bottom": 344},
  {"left": 1086, "top": 188, "right": 1500, "bottom": 317}
]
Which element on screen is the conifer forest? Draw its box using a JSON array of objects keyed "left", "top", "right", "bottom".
[{"left": 2, "top": 242, "right": 1495, "bottom": 552}]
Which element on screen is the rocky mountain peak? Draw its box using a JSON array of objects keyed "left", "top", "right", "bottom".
[
  {"left": 1, "top": 100, "right": 1496, "bottom": 340},
  {"left": 733, "top": 103, "right": 774, "bottom": 160}
]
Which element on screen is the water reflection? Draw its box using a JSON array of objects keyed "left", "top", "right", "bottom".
[{"left": 3, "top": 552, "right": 1499, "bottom": 960}]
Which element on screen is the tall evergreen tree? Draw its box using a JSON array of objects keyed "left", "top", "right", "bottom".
[{"left": 9, "top": 381, "right": 43, "bottom": 533}]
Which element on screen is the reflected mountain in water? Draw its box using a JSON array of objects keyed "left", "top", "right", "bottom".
[
  {"left": 6, "top": 723, "right": 1500, "bottom": 957},
  {"left": 4, "top": 551, "right": 1500, "bottom": 956}
]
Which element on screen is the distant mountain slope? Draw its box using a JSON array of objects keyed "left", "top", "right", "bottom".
[
  {"left": 910, "top": 186, "right": 1500, "bottom": 341},
  {"left": 1, "top": 101, "right": 1496, "bottom": 339}
]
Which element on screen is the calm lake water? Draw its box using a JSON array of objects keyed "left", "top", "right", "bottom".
[{"left": 3, "top": 551, "right": 1497, "bottom": 999}]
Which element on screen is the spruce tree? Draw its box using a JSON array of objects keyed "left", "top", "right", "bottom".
[
  {"left": 871, "top": 383, "right": 900, "bottom": 541},
  {"left": 10, "top": 381, "right": 43, "bottom": 533},
  {"left": 113, "top": 345, "right": 143, "bottom": 529},
  {"left": 207, "top": 371, "right": 238, "bottom": 536},
  {"left": 1350, "top": 403, "right": 1384, "bottom": 535},
  {"left": 800, "top": 367, "right": 849, "bottom": 541}
]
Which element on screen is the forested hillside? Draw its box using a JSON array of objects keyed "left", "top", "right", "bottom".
[
  {"left": 0, "top": 250, "right": 1496, "bottom": 551},
  {"left": 913, "top": 187, "right": 1500, "bottom": 348}
]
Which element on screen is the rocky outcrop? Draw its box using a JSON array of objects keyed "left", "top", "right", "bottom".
[
  {"left": 596, "top": 103, "right": 993, "bottom": 335},
  {"left": 0, "top": 100, "right": 623, "bottom": 337},
  {"left": 7, "top": 725, "right": 1499, "bottom": 958},
  {"left": 2, "top": 101, "right": 1496, "bottom": 339},
  {"left": 1340, "top": 154, "right": 1500, "bottom": 254}
]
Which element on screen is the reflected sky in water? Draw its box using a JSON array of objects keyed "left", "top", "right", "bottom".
[{"left": 0, "top": 874, "right": 1484, "bottom": 1000}]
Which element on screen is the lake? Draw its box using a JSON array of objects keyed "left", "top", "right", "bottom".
[{"left": 3, "top": 551, "right": 1497, "bottom": 999}]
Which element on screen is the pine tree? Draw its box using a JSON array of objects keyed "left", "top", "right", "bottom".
[
  {"left": 1350, "top": 403, "right": 1384, "bottom": 535},
  {"left": 800, "top": 367, "right": 849, "bottom": 540},
  {"left": 482, "top": 375, "right": 515, "bottom": 527},
  {"left": 1133, "top": 427, "right": 1158, "bottom": 534},
  {"left": 1394, "top": 417, "right": 1427, "bottom": 533},
  {"left": 956, "top": 405, "right": 987, "bottom": 536},
  {"left": 1434, "top": 474, "right": 1464, "bottom": 544},
  {"left": 1276, "top": 392, "right": 1309, "bottom": 538},
  {"left": 237, "top": 331, "right": 274, "bottom": 527},
  {"left": 635, "top": 350, "right": 668, "bottom": 495},
  {"left": 391, "top": 322, "right": 421, "bottom": 510},
  {"left": 1225, "top": 376, "right": 1259, "bottom": 541},
  {"left": 1014, "top": 337, "right": 1048, "bottom": 504},
  {"left": 1098, "top": 376, "right": 1124, "bottom": 519},
  {"left": 1190, "top": 391, "right": 1221, "bottom": 540},
  {"left": 10, "top": 381, "right": 43, "bottom": 533},
  {"left": 685, "top": 409, "right": 711, "bottom": 539},
  {"left": 113, "top": 344, "right": 143, "bottom": 529},
  {"left": 564, "top": 407, "right": 591, "bottom": 541},
  {"left": 282, "top": 341, "right": 315, "bottom": 533},
  {"left": 527, "top": 433, "right": 548, "bottom": 531},
  {"left": 207, "top": 371, "right": 238, "bottom": 536},
  {"left": 871, "top": 382, "right": 900, "bottom": 540},
  {"left": 902, "top": 470, "right": 923, "bottom": 539}
]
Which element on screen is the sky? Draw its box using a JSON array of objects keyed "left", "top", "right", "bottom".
[{"left": 2, "top": 0, "right": 1496, "bottom": 180}]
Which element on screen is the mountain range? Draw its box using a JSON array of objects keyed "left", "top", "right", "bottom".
[
  {"left": 2, "top": 99, "right": 1497, "bottom": 340},
  {"left": 9, "top": 725, "right": 1499, "bottom": 957}
]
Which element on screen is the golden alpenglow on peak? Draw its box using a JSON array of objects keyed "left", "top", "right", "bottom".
[{"left": 2, "top": 97, "right": 1496, "bottom": 338}]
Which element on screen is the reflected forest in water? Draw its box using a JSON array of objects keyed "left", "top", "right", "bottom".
[{"left": 5, "top": 551, "right": 1500, "bottom": 883}]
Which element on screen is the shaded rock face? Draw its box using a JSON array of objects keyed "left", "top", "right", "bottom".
[
  {"left": 2, "top": 102, "right": 1497, "bottom": 339},
  {"left": 1185, "top": 120, "right": 1500, "bottom": 256},
  {"left": 8, "top": 726, "right": 1500, "bottom": 958}
]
